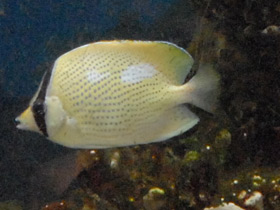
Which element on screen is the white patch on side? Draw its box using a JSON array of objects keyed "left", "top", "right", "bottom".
[
  {"left": 121, "top": 63, "right": 158, "bottom": 83},
  {"left": 45, "top": 96, "right": 67, "bottom": 137},
  {"left": 87, "top": 70, "right": 110, "bottom": 84},
  {"left": 66, "top": 117, "right": 77, "bottom": 128}
]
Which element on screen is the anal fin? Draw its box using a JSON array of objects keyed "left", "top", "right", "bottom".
[{"left": 143, "top": 105, "right": 199, "bottom": 143}]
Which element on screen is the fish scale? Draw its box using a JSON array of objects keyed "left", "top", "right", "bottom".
[{"left": 16, "top": 40, "right": 219, "bottom": 149}]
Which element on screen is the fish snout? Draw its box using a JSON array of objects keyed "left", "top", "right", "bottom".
[
  {"left": 15, "top": 107, "right": 42, "bottom": 133},
  {"left": 15, "top": 115, "right": 26, "bottom": 130}
]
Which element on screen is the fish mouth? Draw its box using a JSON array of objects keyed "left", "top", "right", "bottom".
[
  {"left": 15, "top": 116, "right": 21, "bottom": 128},
  {"left": 15, "top": 116, "right": 26, "bottom": 130}
]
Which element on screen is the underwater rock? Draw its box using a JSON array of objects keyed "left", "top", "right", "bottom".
[
  {"left": 42, "top": 201, "right": 67, "bottom": 210},
  {"left": 107, "top": 150, "right": 121, "bottom": 170},
  {"left": 214, "top": 129, "right": 231, "bottom": 149},
  {"left": 82, "top": 193, "right": 119, "bottom": 210},
  {"left": 205, "top": 191, "right": 264, "bottom": 210},
  {"left": 262, "top": 25, "right": 280, "bottom": 36},
  {"left": 240, "top": 191, "right": 264, "bottom": 210},
  {"left": 204, "top": 202, "right": 244, "bottom": 210},
  {"left": 182, "top": 150, "right": 200, "bottom": 164},
  {"left": 143, "top": 187, "right": 166, "bottom": 210}
]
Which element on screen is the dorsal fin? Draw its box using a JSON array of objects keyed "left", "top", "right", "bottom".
[
  {"left": 58, "top": 40, "right": 194, "bottom": 85},
  {"left": 130, "top": 41, "right": 194, "bottom": 84}
]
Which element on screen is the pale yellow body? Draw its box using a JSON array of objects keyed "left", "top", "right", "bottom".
[{"left": 16, "top": 41, "right": 219, "bottom": 149}]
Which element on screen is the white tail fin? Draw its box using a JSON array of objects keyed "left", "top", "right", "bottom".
[{"left": 185, "top": 64, "right": 220, "bottom": 113}]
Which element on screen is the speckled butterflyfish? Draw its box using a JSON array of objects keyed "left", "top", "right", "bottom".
[{"left": 15, "top": 40, "right": 219, "bottom": 149}]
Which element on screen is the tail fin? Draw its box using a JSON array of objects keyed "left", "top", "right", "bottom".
[{"left": 185, "top": 64, "right": 220, "bottom": 113}]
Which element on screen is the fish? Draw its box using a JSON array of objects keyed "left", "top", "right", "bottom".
[{"left": 15, "top": 40, "right": 219, "bottom": 149}]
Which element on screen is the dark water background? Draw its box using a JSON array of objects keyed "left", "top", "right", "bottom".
[{"left": 1, "top": 0, "right": 280, "bottom": 209}]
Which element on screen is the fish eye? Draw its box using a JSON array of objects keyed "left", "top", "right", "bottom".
[{"left": 32, "top": 100, "right": 45, "bottom": 115}]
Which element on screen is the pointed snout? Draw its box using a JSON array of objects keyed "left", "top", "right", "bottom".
[
  {"left": 15, "top": 112, "right": 29, "bottom": 130},
  {"left": 15, "top": 107, "right": 39, "bottom": 132},
  {"left": 15, "top": 116, "right": 22, "bottom": 129}
]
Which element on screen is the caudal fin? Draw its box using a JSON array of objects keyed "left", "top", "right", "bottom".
[{"left": 186, "top": 64, "right": 220, "bottom": 113}]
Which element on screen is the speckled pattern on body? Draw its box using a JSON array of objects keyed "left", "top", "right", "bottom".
[
  {"left": 16, "top": 40, "right": 219, "bottom": 148},
  {"left": 47, "top": 41, "right": 197, "bottom": 147}
]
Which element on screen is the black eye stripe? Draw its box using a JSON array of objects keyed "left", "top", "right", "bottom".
[
  {"left": 32, "top": 65, "right": 53, "bottom": 137},
  {"left": 32, "top": 99, "right": 48, "bottom": 136}
]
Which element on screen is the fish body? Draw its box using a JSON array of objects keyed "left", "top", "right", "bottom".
[{"left": 16, "top": 40, "right": 219, "bottom": 148}]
